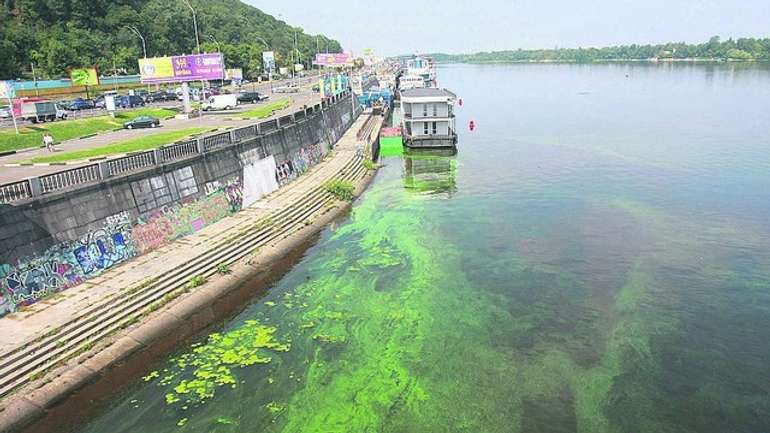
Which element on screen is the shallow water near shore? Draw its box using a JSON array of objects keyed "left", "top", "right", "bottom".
[{"left": 76, "top": 63, "right": 770, "bottom": 433}]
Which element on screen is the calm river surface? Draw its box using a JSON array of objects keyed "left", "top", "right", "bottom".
[{"left": 78, "top": 63, "right": 770, "bottom": 433}]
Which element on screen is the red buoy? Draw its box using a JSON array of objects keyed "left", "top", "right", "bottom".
[{"left": 469, "top": 120, "right": 475, "bottom": 131}]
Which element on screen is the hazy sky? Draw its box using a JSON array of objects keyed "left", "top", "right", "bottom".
[{"left": 249, "top": 0, "right": 770, "bottom": 56}]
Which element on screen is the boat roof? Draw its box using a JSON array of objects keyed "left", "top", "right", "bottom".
[{"left": 400, "top": 88, "right": 456, "bottom": 99}]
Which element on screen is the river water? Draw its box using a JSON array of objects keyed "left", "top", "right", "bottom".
[{"left": 76, "top": 63, "right": 770, "bottom": 433}]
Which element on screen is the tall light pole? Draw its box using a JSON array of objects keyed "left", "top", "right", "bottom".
[
  {"left": 207, "top": 35, "right": 225, "bottom": 85},
  {"left": 180, "top": 0, "right": 202, "bottom": 119},
  {"left": 124, "top": 25, "right": 147, "bottom": 59},
  {"left": 180, "top": 0, "right": 201, "bottom": 54}
]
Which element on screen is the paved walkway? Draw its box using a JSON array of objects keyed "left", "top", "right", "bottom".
[{"left": 0, "top": 88, "right": 324, "bottom": 183}]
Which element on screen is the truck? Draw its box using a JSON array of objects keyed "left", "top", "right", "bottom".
[
  {"left": 201, "top": 94, "right": 237, "bottom": 111},
  {"left": 12, "top": 98, "right": 59, "bottom": 123}
]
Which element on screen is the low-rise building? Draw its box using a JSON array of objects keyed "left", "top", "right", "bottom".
[{"left": 399, "top": 88, "right": 457, "bottom": 148}]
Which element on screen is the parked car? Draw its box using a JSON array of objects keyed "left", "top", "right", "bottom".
[
  {"left": 311, "top": 84, "right": 320, "bottom": 92},
  {"left": 66, "top": 97, "right": 95, "bottom": 110},
  {"left": 202, "top": 94, "right": 238, "bottom": 111},
  {"left": 0, "top": 106, "right": 10, "bottom": 119},
  {"left": 146, "top": 91, "right": 176, "bottom": 102},
  {"left": 274, "top": 85, "right": 300, "bottom": 93},
  {"left": 236, "top": 92, "right": 268, "bottom": 104},
  {"left": 93, "top": 96, "right": 106, "bottom": 108},
  {"left": 123, "top": 115, "right": 159, "bottom": 129},
  {"left": 118, "top": 95, "right": 145, "bottom": 108}
]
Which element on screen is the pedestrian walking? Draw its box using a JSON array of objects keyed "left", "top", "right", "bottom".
[{"left": 42, "top": 133, "right": 55, "bottom": 152}]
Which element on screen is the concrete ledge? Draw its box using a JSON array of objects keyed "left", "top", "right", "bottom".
[{"left": 1, "top": 164, "right": 377, "bottom": 433}]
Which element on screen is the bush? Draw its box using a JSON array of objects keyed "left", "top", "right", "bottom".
[
  {"left": 324, "top": 180, "right": 355, "bottom": 201},
  {"left": 187, "top": 274, "right": 207, "bottom": 289},
  {"left": 362, "top": 159, "right": 376, "bottom": 170}
]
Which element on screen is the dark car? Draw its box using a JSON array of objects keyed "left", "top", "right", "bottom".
[
  {"left": 146, "top": 91, "right": 176, "bottom": 102},
  {"left": 66, "top": 97, "right": 95, "bottom": 110},
  {"left": 123, "top": 115, "right": 159, "bottom": 129},
  {"left": 118, "top": 95, "right": 145, "bottom": 108},
  {"left": 236, "top": 91, "right": 268, "bottom": 104}
]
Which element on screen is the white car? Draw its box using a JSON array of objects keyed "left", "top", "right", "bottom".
[{"left": 0, "top": 106, "right": 10, "bottom": 119}]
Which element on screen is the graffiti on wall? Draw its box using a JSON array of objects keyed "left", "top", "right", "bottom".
[
  {"left": 131, "top": 177, "right": 242, "bottom": 255},
  {"left": 276, "top": 143, "right": 325, "bottom": 187},
  {"left": 0, "top": 211, "right": 136, "bottom": 313}
]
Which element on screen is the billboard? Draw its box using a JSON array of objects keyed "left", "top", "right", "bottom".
[
  {"left": 225, "top": 68, "right": 243, "bottom": 81},
  {"left": 313, "top": 53, "right": 353, "bottom": 67},
  {"left": 294, "top": 63, "right": 304, "bottom": 72},
  {"left": 262, "top": 51, "right": 275, "bottom": 72},
  {"left": 70, "top": 67, "right": 99, "bottom": 86},
  {"left": 139, "top": 53, "right": 224, "bottom": 84}
]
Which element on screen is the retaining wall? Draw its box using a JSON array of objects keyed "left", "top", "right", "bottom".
[{"left": 0, "top": 94, "right": 361, "bottom": 317}]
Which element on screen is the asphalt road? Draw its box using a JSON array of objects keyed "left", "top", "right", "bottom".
[
  {"left": 0, "top": 86, "right": 329, "bottom": 184},
  {"left": 0, "top": 74, "right": 321, "bottom": 129}
]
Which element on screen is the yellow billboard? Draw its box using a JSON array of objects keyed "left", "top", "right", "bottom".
[
  {"left": 70, "top": 67, "right": 99, "bottom": 86},
  {"left": 138, "top": 57, "right": 175, "bottom": 83}
]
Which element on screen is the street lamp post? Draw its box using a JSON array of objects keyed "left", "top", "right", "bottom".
[
  {"left": 180, "top": 0, "right": 201, "bottom": 54},
  {"left": 180, "top": 0, "right": 202, "bottom": 119},
  {"left": 124, "top": 25, "right": 147, "bottom": 59},
  {"left": 124, "top": 25, "right": 149, "bottom": 92}
]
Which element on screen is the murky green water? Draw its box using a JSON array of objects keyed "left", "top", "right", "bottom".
[{"left": 78, "top": 63, "right": 770, "bottom": 433}]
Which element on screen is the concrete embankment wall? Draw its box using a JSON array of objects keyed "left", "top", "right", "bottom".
[{"left": 0, "top": 96, "right": 359, "bottom": 317}]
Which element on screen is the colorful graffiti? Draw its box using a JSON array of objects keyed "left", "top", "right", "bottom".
[
  {"left": 132, "top": 178, "right": 242, "bottom": 255},
  {"left": 290, "top": 143, "right": 325, "bottom": 176},
  {"left": 0, "top": 179, "right": 245, "bottom": 317},
  {"left": 0, "top": 211, "right": 135, "bottom": 314}
]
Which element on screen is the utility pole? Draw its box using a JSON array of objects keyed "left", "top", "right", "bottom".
[
  {"left": 180, "top": 0, "right": 203, "bottom": 121},
  {"left": 125, "top": 25, "right": 149, "bottom": 92}
]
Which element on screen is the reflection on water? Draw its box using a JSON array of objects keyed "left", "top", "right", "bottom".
[{"left": 402, "top": 149, "right": 458, "bottom": 195}]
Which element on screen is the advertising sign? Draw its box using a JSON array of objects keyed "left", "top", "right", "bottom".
[
  {"left": 262, "top": 51, "right": 276, "bottom": 72},
  {"left": 70, "top": 67, "right": 99, "bottom": 86},
  {"left": 294, "top": 63, "right": 304, "bottom": 72},
  {"left": 139, "top": 53, "right": 224, "bottom": 84},
  {"left": 225, "top": 68, "right": 243, "bottom": 81},
  {"left": 279, "top": 67, "right": 288, "bottom": 76},
  {"left": 313, "top": 53, "right": 353, "bottom": 67},
  {"left": 0, "top": 81, "right": 14, "bottom": 99}
]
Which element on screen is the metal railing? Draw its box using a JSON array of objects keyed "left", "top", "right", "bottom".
[
  {"left": 40, "top": 164, "right": 100, "bottom": 194},
  {"left": 107, "top": 151, "right": 155, "bottom": 177},
  {"left": 233, "top": 125, "right": 257, "bottom": 142},
  {"left": 203, "top": 131, "right": 231, "bottom": 152},
  {"left": 0, "top": 180, "right": 32, "bottom": 203},
  {"left": 0, "top": 95, "right": 354, "bottom": 202},
  {"left": 158, "top": 140, "right": 198, "bottom": 163}
]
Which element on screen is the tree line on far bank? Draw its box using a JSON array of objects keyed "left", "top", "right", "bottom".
[
  {"left": 0, "top": 0, "right": 342, "bottom": 80},
  {"left": 431, "top": 37, "right": 770, "bottom": 63}
]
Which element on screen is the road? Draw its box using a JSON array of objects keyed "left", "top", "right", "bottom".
[
  {"left": 0, "top": 86, "right": 335, "bottom": 184},
  {"left": 0, "top": 74, "right": 321, "bottom": 129}
]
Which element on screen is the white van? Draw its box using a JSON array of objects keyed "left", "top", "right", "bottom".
[{"left": 202, "top": 94, "right": 237, "bottom": 111}]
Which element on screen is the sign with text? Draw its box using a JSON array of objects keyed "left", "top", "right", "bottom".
[
  {"left": 262, "top": 51, "right": 275, "bottom": 72},
  {"left": 313, "top": 53, "right": 353, "bottom": 67},
  {"left": 139, "top": 53, "right": 224, "bottom": 84}
]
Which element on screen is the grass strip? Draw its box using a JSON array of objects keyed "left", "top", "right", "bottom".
[
  {"left": 29, "top": 127, "right": 207, "bottom": 163},
  {"left": 0, "top": 108, "right": 177, "bottom": 152}
]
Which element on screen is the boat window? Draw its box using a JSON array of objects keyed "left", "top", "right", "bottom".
[{"left": 423, "top": 122, "right": 429, "bottom": 135}]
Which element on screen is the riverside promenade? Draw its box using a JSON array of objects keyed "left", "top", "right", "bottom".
[{"left": 0, "top": 111, "right": 384, "bottom": 433}]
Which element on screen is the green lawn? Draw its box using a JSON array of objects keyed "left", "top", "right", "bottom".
[
  {"left": 29, "top": 127, "right": 207, "bottom": 163},
  {"left": 0, "top": 108, "right": 178, "bottom": 153},
  {"left": 239, "top": 99, "right": 292, "bottom": 119}
]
